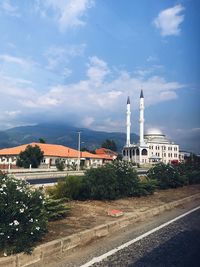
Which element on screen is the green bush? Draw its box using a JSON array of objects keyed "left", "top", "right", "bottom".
[
  {"left": 48, "top": 176, "right": 83, "bottom": 200},
  {"left": 47, "top": 162, "right": 157, "bottom": 201},
  {"left": 55, "top": 159, "right": 65, "bottom": 171},
  {"left": 112, "top": 161, "right": 141, "bottom": 197},
  {"left": 188, "top": 171, "right": 200, "bottom": 184},
  {"left": 147, "top": 163, "right": 185, "bottom": 189},
  {"left": 0, "top": 172, "right": 48, "bottom": 255},
  {"left": 82, "top": 161, "right": 151, "bottom": 200},
  {"left": 138, "top": 179, "right": 158, "bottom": 196},
  {"left": 83, "top": 164, "right": 119, "bottom": 200},
  {"left": 44, "top": 198, "right": 70, "bottom": 221}
]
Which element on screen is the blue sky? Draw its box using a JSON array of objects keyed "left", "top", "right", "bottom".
[{"left": 0, "top": 0, "right": 199, "bottom": 152}]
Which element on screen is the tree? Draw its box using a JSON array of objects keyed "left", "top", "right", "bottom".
[
  {"left": 39, "top": 138, "right": 46, "bottom": 143},
  {"left": 16, "top": 145, "right": 44, "bottom": 168},
  {"left": 101, "top": 139, "right": 117, "bottom": 151}
]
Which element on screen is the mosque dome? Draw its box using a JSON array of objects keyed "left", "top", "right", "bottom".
[{"left": 145, "top": 128, "right": 163, "bottom": 135}]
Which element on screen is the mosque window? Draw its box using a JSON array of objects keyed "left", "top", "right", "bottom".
[
  {"left": 142, "top": 149, "right": 147, "bottom": 155},
  {"left": 136, "top": 148, "right": 139, "bottom": 155},
  {"left": 132, "top": 149, "right": 135, "bottom": 156},
  {"left": 123, "top": 150, "right": 125, "bottom": 156},
  {"left": 130, "top": 150, "right": 132, "bottom": 158}
]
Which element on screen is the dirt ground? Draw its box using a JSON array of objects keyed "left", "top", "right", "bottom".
[{"left": 42, "top": 184, "right": 200, "bottom": 243}]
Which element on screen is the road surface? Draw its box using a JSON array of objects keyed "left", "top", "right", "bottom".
[{"left": 45, "top": 200, "right": 200, "bottom": 267}]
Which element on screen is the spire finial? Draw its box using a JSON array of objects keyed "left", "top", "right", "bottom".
[
  {"left": 127, "top": 96, "right": 130, "bottom": 104},
  {"left": 140, "top": 89, "right": 144, "bottom": 98}
]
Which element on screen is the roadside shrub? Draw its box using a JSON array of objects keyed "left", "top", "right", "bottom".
[
  {"left": 48, "top": 176, "right": 83, "bottom": 200},
  {"left": 188, "top": 171, "right": 200, "bottom": 184},
  {"left": 44, "top": 198, "right": 70, "bottom": 221},
  {"left": 55, "top": 159, "right": 65, "bottom": 171},
  {"left": 147, "top": 163, "right": 185, "bottom": 189},
  {"left": 82, "top": 161, "right": 151, "bottom": 200},
  {"left": 138, "top": 179, "right": 158, "bottom": 196},
  {"left": 112, "top": 161, "right": 141, "bottom": 197},
  {"left": 83, "top": 164, "right": 119, "bottom": 200},
  {"left": 0, "top": 172, "right": 48, "bottom": 255}
]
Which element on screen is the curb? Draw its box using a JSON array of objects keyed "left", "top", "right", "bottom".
[{"left": 1, "top": 193, "right": 200, "bottom": 267}]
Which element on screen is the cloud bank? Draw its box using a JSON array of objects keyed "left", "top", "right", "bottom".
[{"left": 0, "top": 55, "right": 185, "bottom": 132}]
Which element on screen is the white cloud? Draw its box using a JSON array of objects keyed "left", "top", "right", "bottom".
[
  {"left": 0, "top": 56, "right": 186, "bottom": 132},
  {"left": 81, "top": 116, "right": 94, "bottom": 127},
  {"left": 153, "top": 4, "right": 185, "bottom": 36},
  {"left": 5, "top": 110, "right": 21, "bottom": 117},
  {"left": 45, "top": 44, "right": 86, "bottom": 70},
  {"left": 87, "top": 56, "right": 110, "bottom": 86},
  {"left": 36, "top": 0, "right": 94, "bottom": 31},
  {"left": 0, "top": 54, "right": 36, "bottom": 69},
  {"left": 0, "top": 0, "right": 20, "bottom": 17}
]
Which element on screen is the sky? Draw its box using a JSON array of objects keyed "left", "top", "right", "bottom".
[{"left": 0, "top": 0, "right": 199, "bottom": 152}]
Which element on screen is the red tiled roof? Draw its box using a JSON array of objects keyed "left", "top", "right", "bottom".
[
  {"left": 95, "top": 148, "right": 118, "bottom": 159},
  {"left": 0, "top": 143, "right": 113, "bottom": 160}
]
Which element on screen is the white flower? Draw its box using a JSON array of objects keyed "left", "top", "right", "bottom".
[
  {"left": 0, "top": 188, "right": 3, "bottom": 191},
  {"left": 35, "top": 227, "right": 40, "bottom": 231},
  {"left": 0, "top": 232, "right": 4, "bottom": 235},
  {"left": 19, "top": 208, "right": 24, "bottom": 213},
  {"left": 30, "top": 232, "right": 33, "bottom": 235},
  {"left": 13, "top": 220, "right": 19, "bottom": 226},
  {"left": 16, "top": 201, "right": 19, "bottom": 204},
  {"left": 7, "top": 236, "right": 10, "bottom": 239},
  {"left": 9, "top": 222, "right": 13, "bottom": 226},
  {"left": 39, "top": 196, "right": 42, "bottom": 199},
  {"left": 2, "top": 184, "right": 6, "bottom": 188},
  {"left": 29, "top": 218, "right": 33, "bottom": 222},
  {"left": 16, "top": 228, "right": 19, "bottom": 231}
]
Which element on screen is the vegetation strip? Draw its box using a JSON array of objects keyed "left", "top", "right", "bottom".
[{"left": 0, "top": 193, "right": 200, "bottom": 267}]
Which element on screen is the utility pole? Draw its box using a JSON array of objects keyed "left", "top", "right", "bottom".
[{"left": 77, "top": 131, "right": 81, "bottom": 171}]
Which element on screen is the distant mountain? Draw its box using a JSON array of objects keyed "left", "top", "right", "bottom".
[{"left": 0, "top": 123, "right": 139, "bottom": 152}]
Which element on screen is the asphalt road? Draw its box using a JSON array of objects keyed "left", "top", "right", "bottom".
[
  {"left": 45, "top": 201, "right": 200, "bottom": 267},
  {"left": 89, "top": 207, "right": 200, "bottom": 267}
]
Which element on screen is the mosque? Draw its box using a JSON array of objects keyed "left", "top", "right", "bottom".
[{"left": 122, "top": 90, "right": 179, "bottom": 165}]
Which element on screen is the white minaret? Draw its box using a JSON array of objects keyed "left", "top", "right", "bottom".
[
  {"left": 126, "top": 96, "right": 131, "bottom": 147},
  {"left": 139, "top": 90, "right": 144, "bottom": 145}
]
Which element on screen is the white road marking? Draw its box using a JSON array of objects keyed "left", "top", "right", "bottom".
[{"left": 80, "top": 205, "right": 200, "bottom": 267}]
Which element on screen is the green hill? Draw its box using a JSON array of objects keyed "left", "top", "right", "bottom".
[{"left": 0, "top": 123, "right": 139, "bottom": 152}]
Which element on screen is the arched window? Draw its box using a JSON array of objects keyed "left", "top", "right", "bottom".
[
  {"left": 132, "top": 149, "right": 135, "bottom": 156},
  {"left": 130, "top": 149, "right": 132, "bottom": 158},
  {"left": 136, "top": 148, "right": 139, "bottom": 155},
  {"left": 123, "top": 150, "right": 126, "bottom": 156},
  {"left": 142, "top": 149, "right": 147, "bottom": 155}
]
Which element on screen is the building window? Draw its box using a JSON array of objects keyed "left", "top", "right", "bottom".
[
  {"left": 136, "top": 149, "right": 139, "bottom": 156},
  {"left": 142, "top": 149, "right": 147, "bottom": 155}
]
